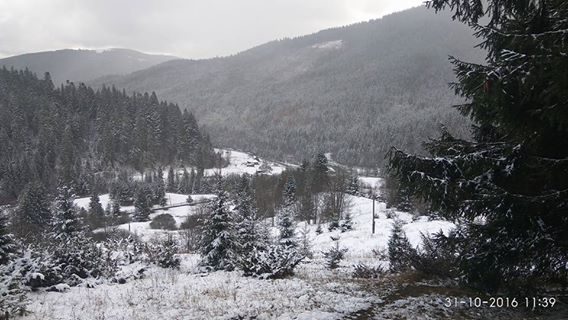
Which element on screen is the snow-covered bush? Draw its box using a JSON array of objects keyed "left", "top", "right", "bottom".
[
  {"left": 149, "top": 213, "right": 177, "bottom": 230},
  {"left": 147, "top": 237, "right": 180, "bottom": 269},
  {"left": 239, "top": 245, "right": 304, "bottom": 279},
  {"left": 323, "top": 242, "right": 348, "bottom": 270},
  {"left": 340, "top": 212, "right": 353, "bottom": 232},
  {"left": 0, "top": 263, "right": 28, "bottom": 318},
  {"left": 409, "top": 231, "right": 459, "bottom": 279},
  {"left": 352, "top": 264, "right": 385, "bottom": 279},
  {"left": 17, "top": 236, "right": 117, "bottom": 289}
]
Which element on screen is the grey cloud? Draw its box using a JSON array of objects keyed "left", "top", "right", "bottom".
[{"left": 0, "top": 0, "right": 423, "bottom": 58}]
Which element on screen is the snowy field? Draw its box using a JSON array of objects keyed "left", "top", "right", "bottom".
[
  {"left": 29, "top": 186, "right": 458, "bottom": 320},
  {"left": 205, "top": 149, "right": 289, "bottom": 177}
]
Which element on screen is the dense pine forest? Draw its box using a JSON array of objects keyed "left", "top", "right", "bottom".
[{"left": 0, "top": 67, "right": 215, "bottom": 204}]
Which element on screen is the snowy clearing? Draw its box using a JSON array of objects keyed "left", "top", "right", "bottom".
[{"left": 28, "top": 188, "right": 462, "bottom": 320}]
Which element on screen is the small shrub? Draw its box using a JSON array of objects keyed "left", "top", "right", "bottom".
[
  {"left": 352, "top": 264, "right": 385, "bottom": 279},
  {"left": 180, "top": 213, "right": 206, "bottom": 230},
  {"left": 409, "top": 231, "right": 459, "bottom": 279},
  {"left": 323, "top": 242, "right": 348, "bottom": 270},
  {"left": 148, "top": 237, "right": 180, "bottom": 269},
  {"left": 340, "top": 212, "right": 353, "bottom": 232},
  {"left": 150, "top": 214, "right": 177, "bottom": 230},
  {"left": 239, "top": 245, "right": 304, "bottom": 279}
]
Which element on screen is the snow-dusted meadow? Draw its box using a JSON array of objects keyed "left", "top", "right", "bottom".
[{"left": 27, "top": 175, "right": 456, "bottom": 320}]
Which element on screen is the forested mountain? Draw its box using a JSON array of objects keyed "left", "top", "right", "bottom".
[
  {"left": 0, "top": 48, "right": 177, "bottom": 85},
  {"left": 92, "top": 7, "right": 485, "bottom": 166},
  {"left": 0, "top": 68, "right": 214, "bottom": 204}
]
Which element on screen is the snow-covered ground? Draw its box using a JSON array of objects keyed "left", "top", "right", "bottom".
[
  {"left": 205, "top": 149, "right": 290, "bottom": 177},
  {"left": 32, "top": 185, "right": 458, "bottom": 320}
]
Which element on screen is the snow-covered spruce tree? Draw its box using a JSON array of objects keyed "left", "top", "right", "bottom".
[
  {"left": 0, "top": 212, "right": 27, "bottom": 317},
  {"left": 298, "top": 224, "right": 313, "bottom": 259},
  {"left": 233, "top": 175, "right": 267, "bottom": 257},
  {"left": 0, "top": 213, "right": 16, "bottom": 265},
  {"left": 154, "top": 167, "right": 167, "bottom": 207},
  {"left": 199, "top": 183, "right": 236, "bottom": 271},
  {"left": 389, "top": 0, "right": 568, "bottom": 291},
  {"left": 277, "top": 177, "right": 298, "bottom": 247},
  {"left": 387, "top": 220, "right": 414, "bottom": 273},
  {"left": 52, "top": 186, "right": 82, "bottom": 240},
  {"left": 233, "top": 175, "right": 272, "bottom": 271},
  {"left": 277, "top": 205, "right": 296, "bottom": 247},
  {"left": 133, "top": 185, "right": 152, "bottom": 222},
  {"left": 12, "top": 182, "right": 52, "bottom": 242},
  {"left": 340, "top": 212, "right": 353, "bottom": 232},
  {"left": 88, "top": 191, "right": 105, "bottom": 229},
  {"left": 0, "top": 265, "right": 28, "bottom": 318},
  {"left": 346, "top": 174, "right": 360, "bottom": 196},
  {"left": 323, "top": 241, "right": 348, "bottom": 270},
  {"left": 166, "top": 167, "right": 176, "bottom": 192}
]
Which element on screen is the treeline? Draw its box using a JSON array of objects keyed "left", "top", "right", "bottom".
[
  {"left": 222, "top": 153, "right": 360, "bottom": 227},
  {"left": 0, "top": 67, "right": 215, "bottom": 204}
]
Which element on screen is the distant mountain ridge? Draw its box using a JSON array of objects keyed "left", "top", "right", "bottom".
[
  {"left": 0, "top": 48, "right": 178, "bottom": 84},
  {"left": 91, "top": 7, "right": 484, "bottom": 166}
]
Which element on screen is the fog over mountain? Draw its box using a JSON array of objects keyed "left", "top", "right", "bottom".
[
  {"left": 89, "top": 7, "right": 483, "bottom": 166},
  {"left": 0, "top": 48, "right": 177, "bottom": 85}
]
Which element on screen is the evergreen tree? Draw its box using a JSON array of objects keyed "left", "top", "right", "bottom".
[
  {"left": 199, "top": 185, "right": 235, "bottom": 270},
  {"left": 12, "top": 182, "right": 52, "bottom": 241},
  {"left": 0, "top": 213, "right": 16, "bottom": 265},
  {"left": 111, "top": 199, "right": 121, "bottom": 217},
  {"left": 166, "top": 167, "right": 175, "bottom": 192},
  {"left": 233, "top": 175, "right": 268, "bottom": 259},
  {"left": 340, "top": 212, "right": 353, "bottom": 232},
  {"left": 133, "top": 186, "right": 152, "bottom": 222},
  {"left": 311, "top": 153, "right": 329, "bottom": 193},
  {"left": 277, "top": 177, "right": 298, "bottom": 247},
  {"left": 323, "top": 241, "right": 348, "bottom": 270},
  {"left": 154, "top": 168, "right": 167, "bottom": 207},
  {"left": 389, "top": 0, "right": 568, "bottom": 291},
  {"left": 52, "top": 186, "right": 81, "bottom": 240},
  {"left": 388, "top": 220, "right": 414, "bottom": 273},
  {"left": 346, "top": 174, "right": 360, "bottom": 196},
  {"left": 178, "top": 168, "right": 191, "bottom": 194},
  {"left": 88, "top": 191, "right": 105, "bottom": 229},
  {"left": 283, "top": 177, "right": 297, "bottom": 206},
  {"left": 277, "top": 208, "right": 297, "bottom": 248}
]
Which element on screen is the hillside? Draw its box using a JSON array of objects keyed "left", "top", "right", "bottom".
[
  {"left": 0, "top": 48, "right": 177, "bottom": 84},
  {"left": 92, "top": 7, "right": 485, "bottom": 166}
]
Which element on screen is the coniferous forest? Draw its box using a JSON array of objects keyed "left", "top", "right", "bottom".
[{"left": 0, "top": 67, "right": 215, "bottom": 204}]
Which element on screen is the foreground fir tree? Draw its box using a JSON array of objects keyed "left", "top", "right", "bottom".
[
  {"left": 387, "top": 220, "right": 414, "bottom": 273},
  {"left": 233, "top": 176, "right": 268, "bottom": 257},
  {"left": 52, "top": 186, "right": 82, "bottom": 240},
  {"left": 388, "top": 0, "right": 568, "bottom": 291},
  {"left": 277, "top": 178, "right": 298, "bottom": 247},
  {"left": 199, "top": 184, "right": 236, "bottom": 271}
]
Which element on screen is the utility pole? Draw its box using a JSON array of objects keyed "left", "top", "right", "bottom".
[{"left": 372, "top": 193, "right": 376, "bottom": 234}]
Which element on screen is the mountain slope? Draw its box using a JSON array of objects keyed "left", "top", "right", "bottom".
[
  {"left": 92, "top": 7, "right": 485, "bottom": 166},
  {"left": 0, "top": 48, "right": 177, "bottom": 85}
]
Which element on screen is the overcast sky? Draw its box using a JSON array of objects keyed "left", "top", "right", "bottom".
[{"left": 0, "top": 0, "right": 424, "bottom": 59}]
